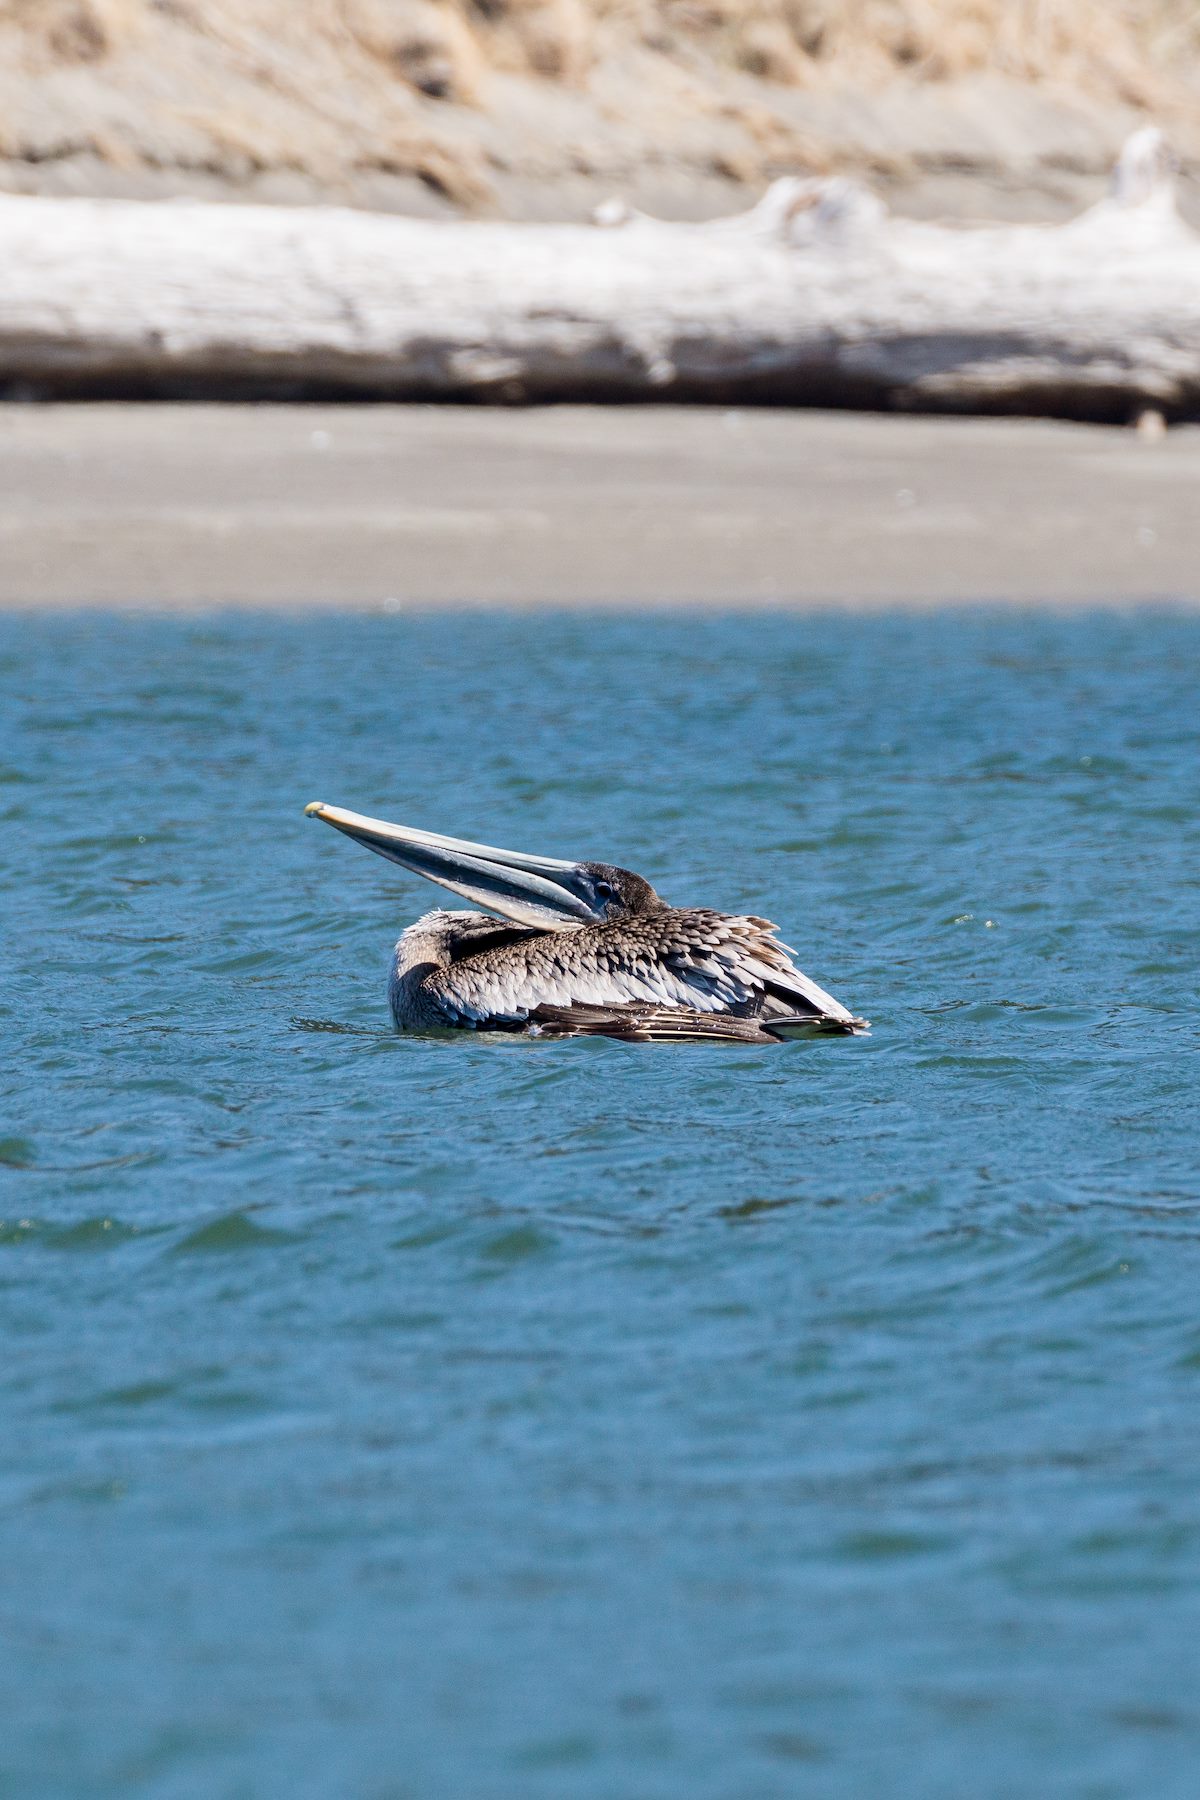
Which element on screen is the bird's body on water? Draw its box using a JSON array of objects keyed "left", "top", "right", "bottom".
[{"left": 305, "top": 803, "right": 867, "bottom": 1043}]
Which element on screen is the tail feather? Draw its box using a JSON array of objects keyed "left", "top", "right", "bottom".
[{"left": 762, "top": 1010, "right": 870, "bottom": 1039}]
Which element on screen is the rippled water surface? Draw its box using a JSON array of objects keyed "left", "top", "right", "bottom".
[{"left": 3, "top": 608, "right": 1200, "bottom": 1798}]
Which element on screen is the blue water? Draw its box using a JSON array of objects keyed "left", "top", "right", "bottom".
[{"left": 2, "top": 607, "right": 1199, "bottom": 1799}]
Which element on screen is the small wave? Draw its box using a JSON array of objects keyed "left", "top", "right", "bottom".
[{"left": 291, "top": 1015, "right": 390, "bottom": 1037}]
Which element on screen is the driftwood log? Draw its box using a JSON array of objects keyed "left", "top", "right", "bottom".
[{"left": 0, "top": 129, "right": 1196, "bottom": 416}]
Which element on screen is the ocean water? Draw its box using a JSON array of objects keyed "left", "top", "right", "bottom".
[{"left": 2, "top": 607, "right": 1199, "bottom": 1800}]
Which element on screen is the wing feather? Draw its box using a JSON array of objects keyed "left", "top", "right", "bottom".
[{"left": 527, "top": 1004, "right": 780, "bottom": 1043}]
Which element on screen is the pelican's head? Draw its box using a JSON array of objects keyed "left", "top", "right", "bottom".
[
  {"left": 305, "top": 803, "right": 662, "bottom": 932},
  {"left": 572, "top": 862, "right": 662, "bottom": 921}
]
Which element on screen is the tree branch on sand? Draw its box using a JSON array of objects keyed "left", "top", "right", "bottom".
[{"left": 0, "top": 128, "right": 1194, "bottom": 418}]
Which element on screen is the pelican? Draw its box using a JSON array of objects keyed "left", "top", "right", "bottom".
[{"left": 305, "top": 802, "right": 868, "bottom": 1043}]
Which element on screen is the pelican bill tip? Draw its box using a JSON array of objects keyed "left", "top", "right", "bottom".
[{"left": 304, "top": 801, "right": 327, "bottom": 818}]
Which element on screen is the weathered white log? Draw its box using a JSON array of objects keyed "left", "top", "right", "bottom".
[{"left": 0, "top": 129, "right": 1196, "bottom": 415}]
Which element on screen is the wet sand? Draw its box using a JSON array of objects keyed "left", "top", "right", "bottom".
[{"left": 1, "top": 404, "right": 1196, "bottom": 609}]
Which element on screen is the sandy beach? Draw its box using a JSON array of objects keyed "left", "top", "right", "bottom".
[{"left": 1, "top": 403, "right": 1197, "bottom": 609}]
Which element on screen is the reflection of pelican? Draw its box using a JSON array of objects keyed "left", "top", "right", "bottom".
[{"left": 305, "top": 803, "right": 868, "bottom": 1042}]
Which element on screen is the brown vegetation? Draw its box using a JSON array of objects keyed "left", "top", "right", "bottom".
[{"left": 0, "top": 2, "right": 1197, "bottom": 214}]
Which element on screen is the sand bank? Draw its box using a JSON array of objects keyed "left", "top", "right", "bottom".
[{"left": 0, "top": 404, "right": 1196, "bottom": 609}]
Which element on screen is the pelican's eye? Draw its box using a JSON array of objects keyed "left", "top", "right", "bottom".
[{"left": 594, "top": 880, "right": 616, "bottom": 903}]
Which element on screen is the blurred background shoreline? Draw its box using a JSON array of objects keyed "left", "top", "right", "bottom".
[{"left": 3, "top": 5, "right": 1198, "bottom": 610}]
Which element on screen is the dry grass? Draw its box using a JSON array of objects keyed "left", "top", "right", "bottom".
[
  {"left": 0, "top": 0, "right": 1197, "bottom": 206},
  {"left": 4, "top": 0, "right": 1198, "bottom": 93}
]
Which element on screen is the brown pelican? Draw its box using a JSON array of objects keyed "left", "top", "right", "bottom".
[{"left": 305, "top": 802, "right": 868, "bottom": 1043}]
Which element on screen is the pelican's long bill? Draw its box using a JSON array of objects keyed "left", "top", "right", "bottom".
[{"left": 305, "top": 802, "right": 602, "bottom": 930}]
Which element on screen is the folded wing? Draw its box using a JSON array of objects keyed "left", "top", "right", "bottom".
[{"left": 425, "top": 907, "right": 867, "bottom": 1034}]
